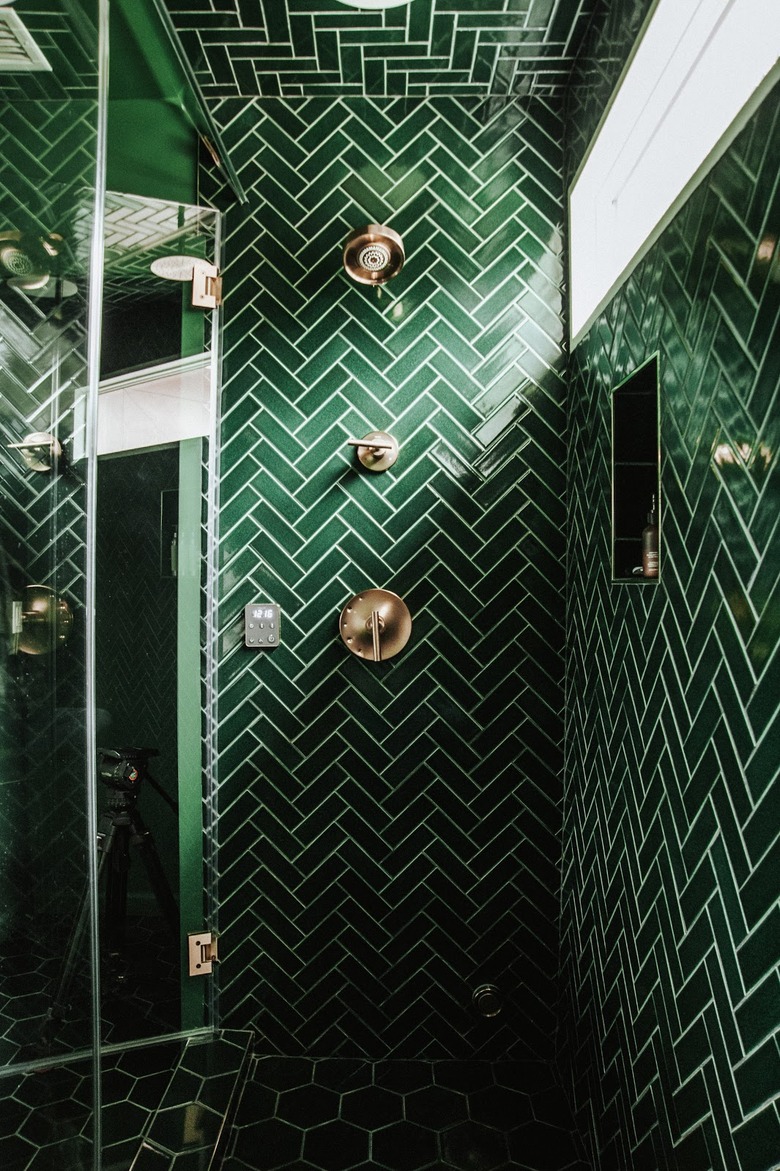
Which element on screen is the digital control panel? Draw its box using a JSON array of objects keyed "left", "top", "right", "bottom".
[{"left": 244, "top": 603, "right": 281, "bottom": 648}]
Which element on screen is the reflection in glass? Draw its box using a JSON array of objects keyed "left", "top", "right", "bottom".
[{"left": 93, "top": 192, "right": 217, "bottom": 1044}]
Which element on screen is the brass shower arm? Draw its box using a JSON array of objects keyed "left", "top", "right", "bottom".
[
  {"left": 346, "top": 431, "right": 399, "bottom": 471},
  {"left": 346, "top": 437, "right": 394, "bottom": 451},
  {"left": 7, "top": 431, "right": 62, "bottom": 471}
]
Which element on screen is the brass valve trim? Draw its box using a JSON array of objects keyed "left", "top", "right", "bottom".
[
  {"left": 18, "top": 585, "right": 73, "bottom": 655},
  {"left": 340, "top": 589, "right": 412, "bottom": 662}
]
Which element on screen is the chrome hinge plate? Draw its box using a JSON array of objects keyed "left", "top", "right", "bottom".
[
  {"left": 192, "top": 262, "right": 222, "bottom": 309},
  {"left": 188, "top": 930, "right": 219, "bottom": 976}
]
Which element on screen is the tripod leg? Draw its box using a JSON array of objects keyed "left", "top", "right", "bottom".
[
  {"left": 126, "top": 806, "right": 180, "bottom": 936},
  {"left": 40, "top": 815, "right": 118, "bottom": 1047},
  {"left": 104, "top": 822, "right": 130, "bottom": 957}
]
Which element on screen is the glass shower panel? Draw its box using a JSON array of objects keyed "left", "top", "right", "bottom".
[
  {"left": 94, "top": 191, "right": 218, "bottom": 1044},
  {"left": 0, "top": 11, "right": 102, "bottom": 1074},
  {"left": 0, "top": 6, "right": 104, "bottom": 1169}
]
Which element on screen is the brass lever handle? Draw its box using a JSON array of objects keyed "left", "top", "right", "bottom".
[
  {"left": 346, "top": 431, "right": 399, "bottom": 472},
  {"left": 370, "top": 609, "right": 383, "bottom": 661}
]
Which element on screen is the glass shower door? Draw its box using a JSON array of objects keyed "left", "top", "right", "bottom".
[
  {"left": 0, "top": 0, "right": 106, "bottom": 1164},
  {"left": 94, "top": 190, "right": 219, "bottom": 1045}
]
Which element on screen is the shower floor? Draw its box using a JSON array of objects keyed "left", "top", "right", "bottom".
[
  {"left": 222, "top": 1055, "right": 590, "bottom": 1171},
  {"left": 0, "top": 913, "right": 179, "bottom": 1064}
]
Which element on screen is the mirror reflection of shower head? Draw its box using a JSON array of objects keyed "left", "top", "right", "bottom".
[
  {"left": 0, "top": 229, "right": 63, "bottom": 291},
  {"left": 343, "top": 224, "right": 404, "bottom": 286},
  {"left": 334, "top": 1, "right": 414, "bottom": 8}
]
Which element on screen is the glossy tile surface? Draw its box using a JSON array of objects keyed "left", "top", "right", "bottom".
[
  {"left": 561, "top": 43, "right": 780, "bottom": 1171},
  {"left": 207, "top": 94, "right": 567, "bottom": 1061},
  {"left": 222, "top": 1056, "right": 589, "bottom": 1170},
  {"left": 0, "top": 1031, "right": 250, "bottom": 1170},
  {"left": 164, "top": 0, "right": 597, "bottom": 100}
]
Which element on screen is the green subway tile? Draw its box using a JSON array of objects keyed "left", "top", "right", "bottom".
[
  {"left": 736, "top": 972, "right": 780, "bottom": 1053},
  {"left": 735, "top": 1038, "right": 780, "bottom": 1117},
  {"left": 733, "top": 1105, "right": 780, "bottom": 1171},
  {"left": 384, "top": 325, "right": 439, "bottom": 373},
  {"left": 741, "top": 837, "right": 780, "bottom": 930},
  {"left": 428, "top": 318, "right": 483, "bottom": 373}
]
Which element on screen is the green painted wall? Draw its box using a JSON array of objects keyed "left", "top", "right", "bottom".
[
  {"left": 208, "top": 94, "right": 569, "bottom": 1059},
  {"left": 561, "top": 73, "right": 780, "bottom": 1171},
  {"left": 94, "top": 447, "right": 180, "bottom": 906},
  {"left": 107, "top": 0, "right": 199, "bottom": 204}
]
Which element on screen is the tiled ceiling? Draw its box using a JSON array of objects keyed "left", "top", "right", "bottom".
[{"left": 163, "top": 0, "right": 596, "bottom": 100}]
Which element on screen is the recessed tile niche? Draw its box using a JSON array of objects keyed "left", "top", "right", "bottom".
[{"left": 611, "top": 355, "right": 660, "bottom": 582}]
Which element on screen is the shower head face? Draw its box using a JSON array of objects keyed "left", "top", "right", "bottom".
[
  {"left": 343, "top": 224, "right": 404, "bottom": 285},
  {"left": 0, "top": 230, "right": 63, "bottom": 290}
]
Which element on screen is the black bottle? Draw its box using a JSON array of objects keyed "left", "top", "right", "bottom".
[{"left": 642, "top": 494, "right": 659, "bottom": 578}]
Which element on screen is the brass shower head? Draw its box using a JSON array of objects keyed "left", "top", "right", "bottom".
[{"left": 343, "top": 224, "right": 404, "bottom": 285}]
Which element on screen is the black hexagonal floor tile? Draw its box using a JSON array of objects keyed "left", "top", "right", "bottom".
[
  {"left": 508, "top": 1119, "right": 584, "bottom": 1170},
  {"left": 372, "top": 1121, "right": 438, "bottom": 1170},
  {"left": 234, "top": 1082, "right": 278, "bottom": 1125},
  {"left": 278, "top": 1083, "right": 341, "bottom": 1128},
  {"left": 303, "top": 1119, "right": 369, "bottom": 1169},
  {"left": 469, "top": 1084, "right": 534, "bottom": 1129},
  {"left": 341, "top": 1085, "right": 404, "bottom": 1130},
  {"left": 441, "top": 1121, "right": 509, "bottom": 1171},
  {"left": 234, "top": 1117, "right": 303, "bottom": 1169},
  {"left": 405, "top": 1084, "right": 468, "bottom": 1129},
  {"left": 18, "top": 1098, "right": 88, "bottom": 1147},
  {"left": 147, "top": 1101, "right": 223, "bottom": 1154}
]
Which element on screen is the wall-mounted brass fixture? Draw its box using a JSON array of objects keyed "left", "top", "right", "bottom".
[
  {"left": 343, "top": 224, "right": 404, "bottom": 285},
  {"left": 0, "top": 229, "right": 62, "bottom": 292},
  {"left": 340, "top": 589, "right": 412, "bottom": 662},
  {"left": 7, "top": 431, "right": 63, "bottom": 472},
  {"left": 150, "top": 255, "right": 222, "bottom": 308},
  {"left": 472, "top": 984, "right": 502, "bottom": 1018},
  {"left": 16, "top": 585, "right": 73, "bottom": 655},
  {"left": 347, "top": 431, "right": 399, "bottom": 472}
]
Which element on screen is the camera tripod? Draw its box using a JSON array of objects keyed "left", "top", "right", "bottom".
[{"left": 41, "top": 748, "right": 180, "bottom": 1047}]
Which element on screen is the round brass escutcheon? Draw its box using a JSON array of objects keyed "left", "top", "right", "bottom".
[
  {"left": 472, "top": 984, "right": 502, "bottom": 1018},
  {"left": 340, "top": 589, "right": 412, "bottom": 662},
  {"left": 349, "top": 431, "right": 399, "bottom": 472},
  {"left": 18, "top": 585, "right": 73, "bottom": 655},
  {"left": 343, "top": 224, "right": 404, "bottom": 285}
]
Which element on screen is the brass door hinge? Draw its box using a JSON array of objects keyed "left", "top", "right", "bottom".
[
  {"left": 192, "top": 262, "right": 222, "bottom": 309},
  {"left": 188, "top": 930, "right": 219, "bottom": 976}
]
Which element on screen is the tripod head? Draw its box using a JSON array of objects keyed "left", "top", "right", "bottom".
[
  {"left": 97, "top": 746, "right": 178, "bottom": 815},
  {"left": 98, "top": 747, "right": 158, "bottom": 796}
]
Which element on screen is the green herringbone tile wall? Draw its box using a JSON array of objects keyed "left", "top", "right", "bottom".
[
  {"left": 164, "top": 0, "right": 595, "bottom": 100},
  {"left": 563, "top": 0, "right": 653, "bottom": 179},
  {"left": 209, "top": 95, "right": 568, "bottom": 1059},
  {"left": 560, "top": 78, "right": 780, "bottom": 1171}
]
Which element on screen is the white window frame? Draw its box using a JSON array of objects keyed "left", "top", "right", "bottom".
[{"left": 568, "top": 0, "right": 780, "bottom": 348}]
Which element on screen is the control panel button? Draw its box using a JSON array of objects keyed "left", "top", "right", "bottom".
[{"left": 244, "top": 603, "right": 281, "bottom": 648}]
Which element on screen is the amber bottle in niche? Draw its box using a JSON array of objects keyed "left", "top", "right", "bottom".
[{"left": 642, "top": 495, "right": 659, "bottom": 578}]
